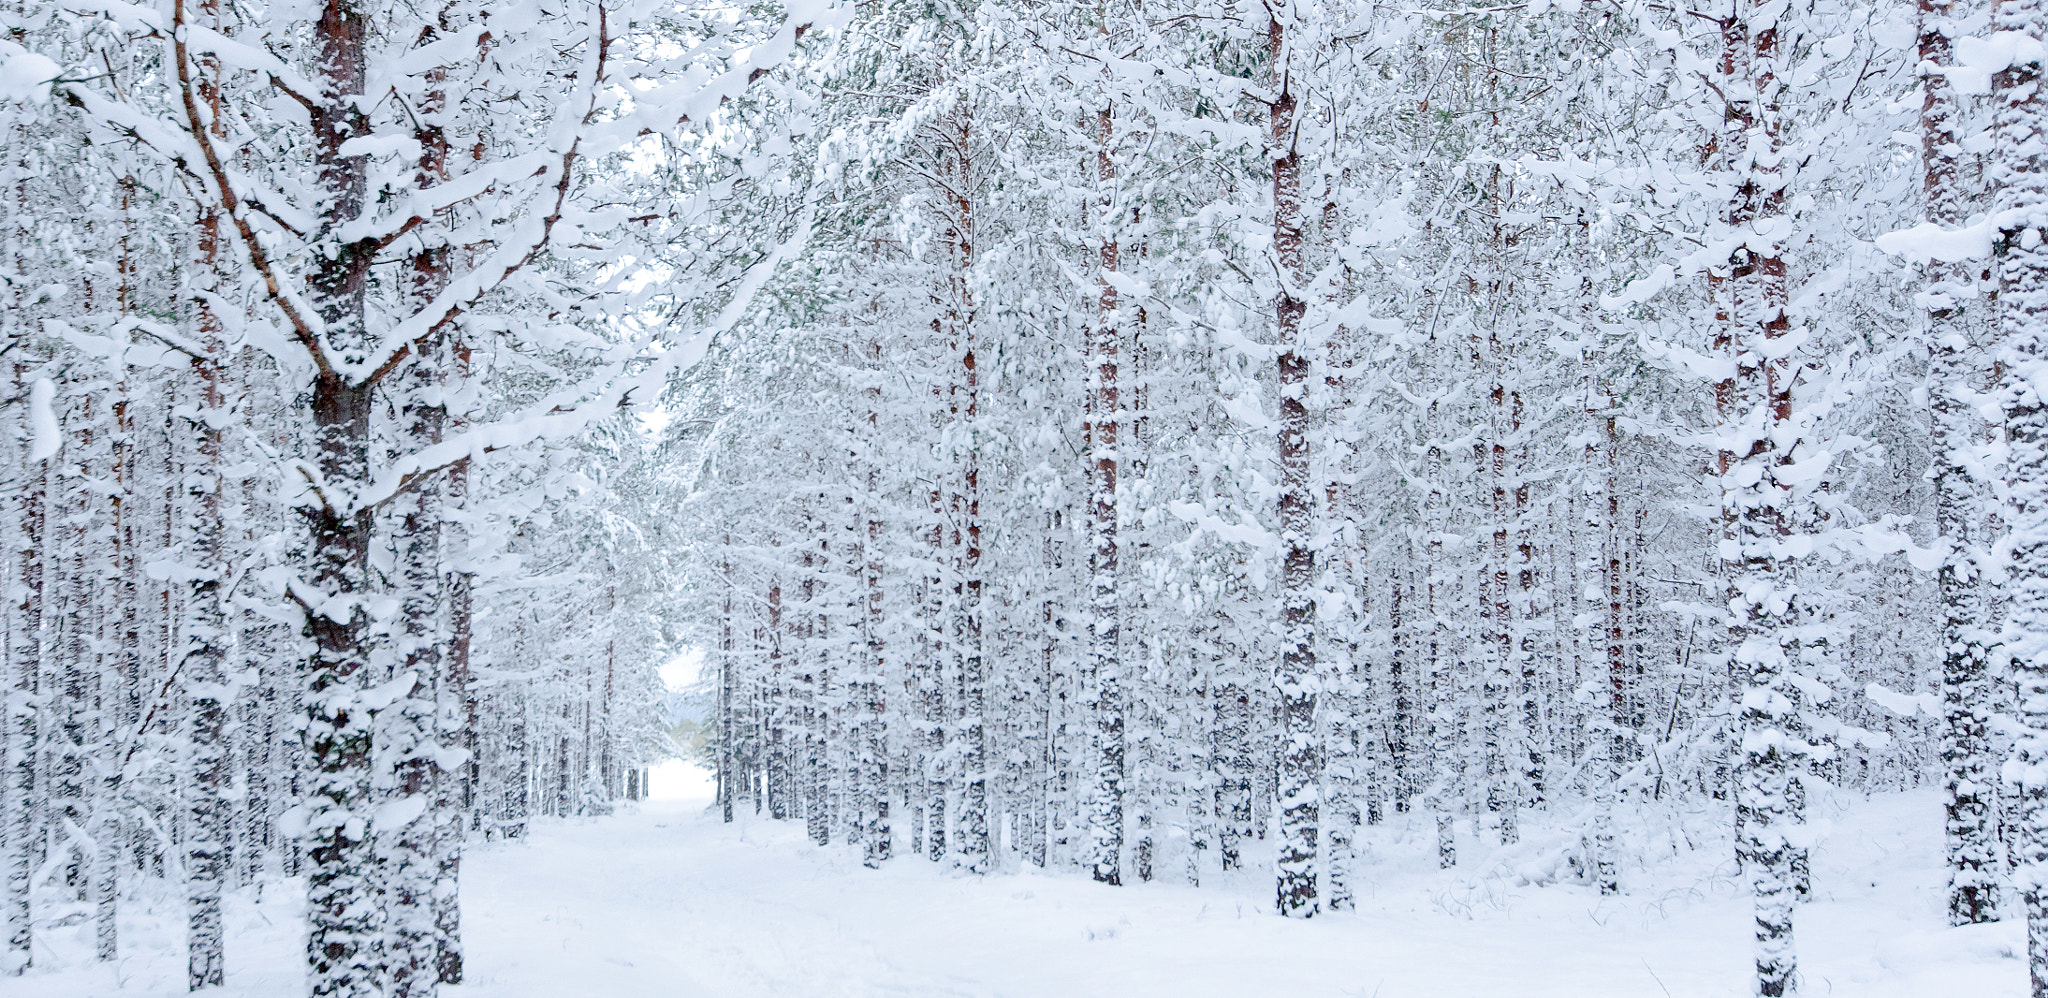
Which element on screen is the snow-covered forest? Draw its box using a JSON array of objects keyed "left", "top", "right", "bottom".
[{"left": 1, "top": 0, "right": 2045, "bottom": 994}]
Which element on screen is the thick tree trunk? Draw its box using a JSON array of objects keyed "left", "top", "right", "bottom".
[
  {"left": 380, "top": 31, "right": 454, "bottom": 990},
  {"left": 1085, "top": 97, "right": 1124, "bottom": 888},
  {"left": 1268, "top": 3, "right": 1319, "bottom": 919},
  {"left": 1996, "top": 0, "right": 2048, "bottom": 993},
  {"left": 1920, "top": 0, "right": 1999, "bottom": 928},
  {"left": 300, "top": 3, "right": 381, "bottom": 993},
  {"left": 1720, "top": 3, "right": 1802, "bottom": 992},
  {"left": 303, "top": 392, "right": 378, "bottom": 998}
]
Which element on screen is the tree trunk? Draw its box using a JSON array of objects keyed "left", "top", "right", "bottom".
[
  {"left": 1921, "top": 0, "right": 1999, "bottom": 928},
  {"left": 1720, "top": 3, "right": 1803, "bottom": 992},
  {"left": 1996, "top": 0, "right": 2048, "bottom": 992},
  {"left": 5, "top": 366, "right": 45, "bottom": 975},
  {"left": 185, "top": 143, "right": 232, "bottom": 988},
  {"left": 1425, "top": 425, "right": 1457, "bottom": 872},
  {"left": 1268, "top": 2, "right": 1319, "bottom": 919},
  {"left": 720, "top": 543, "right": 736, "bottom": 824},
  {"left": 1085, "top": 94, "right": 1124, "bottom": 888},
  {"left": 860, "top": 390, "right": 891, "bottom": 866},
  {"left": 300, "top": 2, "right": 381, "bottom": 992},
  {"left": 767, "top": 578, "right": 789, "bottom": 822},
  {"left": 1483, "top": 307, "right": 1518, "bottom": 849},
  {"left": 437, "top": 417, "right": 474, "bottom": 984},
  {"left": 941, "top": 102, "right": 989, "bottom": 873}
]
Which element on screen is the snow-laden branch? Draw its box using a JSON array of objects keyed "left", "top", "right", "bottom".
[{"left": 348, "top": 200, "right": 820, "bottom": 516}]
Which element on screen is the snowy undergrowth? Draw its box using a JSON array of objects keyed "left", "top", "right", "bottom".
[{"left": 0, "top": 788, "right": 2022, "bottom": 997}]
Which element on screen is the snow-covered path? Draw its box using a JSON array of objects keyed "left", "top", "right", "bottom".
[
  {"left": 450, "top": 792, "right": 2020, "bottom": 998},
  {"left": 2, "top": 790, "right": 2027, "bottom": 997}
]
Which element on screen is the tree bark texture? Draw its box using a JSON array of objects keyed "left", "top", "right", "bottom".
[
  {"left": 1269, "top": 3, "right": 1320, "bottom": 919},
  {"left": 1997, "top": 1, "right": 2048, "bottom": 993}
]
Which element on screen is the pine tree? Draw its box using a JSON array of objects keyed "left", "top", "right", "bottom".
[
  {"left": 1266, "top": 0, "right": 1320, "bottom": 918},
  {"left": 1716, "top": 0, "right": 1811, "bottom": 990},
  {"left": 1995, "top": 0, "right": 2048, "bottom": 991},
  {"left": 1918, "top": 0, "right": 2002, "bottom": 928}
]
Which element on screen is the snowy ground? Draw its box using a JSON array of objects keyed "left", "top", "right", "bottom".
[{"left": 1, "top": 785, "right": 2025, "bottom": 997}]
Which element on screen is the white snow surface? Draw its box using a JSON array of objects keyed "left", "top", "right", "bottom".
[
  {"left": 0, "top": 52, "right": 57, "bottom": 105},
  {"left": 27, "top": 377, "right": 60, "bottom": 462},
  {"left": 0, "top": 789, "right": 2022, "bottom": 997}
]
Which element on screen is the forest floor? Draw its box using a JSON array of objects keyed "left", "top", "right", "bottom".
[{"left": 0, "top": 787, "right": 2025, "bottom": 997}]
